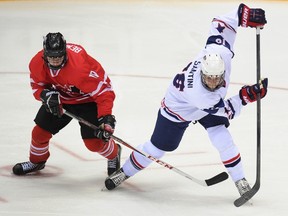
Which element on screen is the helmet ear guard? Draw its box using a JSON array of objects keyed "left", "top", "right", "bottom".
[
  {"left": 200, "top": 53, "right": 225, "bottom": 91},
  {"left": 43, "top": 32, "right": 67, "bottom": 70}
]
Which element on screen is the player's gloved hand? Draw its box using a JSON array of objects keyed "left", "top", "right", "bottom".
[
  {"left": 239, "top": 78, "right": 268, "bottom": 106},
  {"left": 94, "top": 115, "right": 116, "bottom": 142},
  {"left": 238, "top": 3, "right": 267, "bottom": 28},
  {"left": 40, "top": 89, "right": 63, "bottom": 117}
]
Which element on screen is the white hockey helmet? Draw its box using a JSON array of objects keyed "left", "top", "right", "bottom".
[{"left": 200, "top": 53, "right": 225, "bottom": 91}]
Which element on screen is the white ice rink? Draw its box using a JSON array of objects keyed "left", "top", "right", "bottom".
[{"left": 0, "top": 0, "right": 287, "bottom": 215}]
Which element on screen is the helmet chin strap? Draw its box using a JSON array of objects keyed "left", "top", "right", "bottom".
[{"left": 48, "top": 62, "right": 64, "bottom": 70}]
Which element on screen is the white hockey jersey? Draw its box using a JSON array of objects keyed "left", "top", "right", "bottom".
[{"left": 160, "top": 8, "right": 243, "bottom": 123}]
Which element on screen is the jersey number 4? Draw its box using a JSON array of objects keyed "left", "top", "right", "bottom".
[
  {"left": 172, "top": 62, "right": 193, "bottom": 92},
  {"left": 173, "top": 73, "right": 185, "bottom": 91}
]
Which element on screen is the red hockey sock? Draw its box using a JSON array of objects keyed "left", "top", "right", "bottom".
[
  {"left": 30, "top": 125, "right": 52, "bottom": 163},
  {"left": 83, "top": 138, "right": 118, "bottom": 159}
]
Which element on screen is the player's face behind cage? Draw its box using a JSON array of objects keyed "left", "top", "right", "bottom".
[
  {"left": 202, "top": 74, "right": 224, "bottom": 91},
  {"left": 47, "top": 56, "right": 65, "bottom": 68}
]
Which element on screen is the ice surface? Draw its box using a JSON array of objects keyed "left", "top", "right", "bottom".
[{"left": 0, "top": 1, "right": 287, "bottom": 215}]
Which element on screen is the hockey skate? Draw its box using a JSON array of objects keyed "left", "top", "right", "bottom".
[
  {"left": 105, "top": 168, "right": 129, "bottom": 190},
  {"left": 12, "top": 161, "right": 46, "bottom": 175},
  {"left": 107, "top": 144, "right": 122, "bottom": 176},
  {"left": 235, "top": 178, "right": 251, "bottom": 196}
]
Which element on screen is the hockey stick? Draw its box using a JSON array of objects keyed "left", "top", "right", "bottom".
[
  {"left": 234, "top": 26, "right": 262, "bottom": 207},
  {"left": 63, "top": 109, "right": 229, "bottom": 187}
]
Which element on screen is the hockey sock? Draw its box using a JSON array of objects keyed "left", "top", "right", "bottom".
[
  {"left": 207, "top": 125, "right": 245, "bottom": 182},
  {"left": 30, "top": 125, "right": 52, "bottom": 163},
  {"left": 123, "top": 141, "right": 165, "bottom": 177},
  {"left": 83, "top": 138, "right": 118, "bottom": 160},
  {"left": 223, "top": 156, "right": 245, "bottom": 182}
]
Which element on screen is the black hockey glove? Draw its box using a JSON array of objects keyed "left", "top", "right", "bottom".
[
  {"left": 238, "top": 3, "right": 267, "bottom": 28},
  {"left": 94, "top": 115, "right": 116, "bottom": 142},
  {"left": 40, "top": 89, "right": 63, "bottom": 118},
  {"left": 239, "top": 78, "right": 268, "bottom": 106}
]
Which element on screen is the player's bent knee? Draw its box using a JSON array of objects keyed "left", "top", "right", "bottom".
[
  {"left": 83, "top": 138, "right": 104, "bottom": 152},
  {"left": 141, "top": 141, "right": 165, "bottom": 158}
]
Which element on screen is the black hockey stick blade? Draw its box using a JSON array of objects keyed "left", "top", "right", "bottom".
[
  {"left": 234, "top": 182, "right": 260, "bottom": 207},
  {"left": 205, "top": 172, "right": 229, "bottom": 186}
]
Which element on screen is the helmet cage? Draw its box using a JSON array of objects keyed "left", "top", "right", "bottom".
[{"left": 200, "top": 71, "right": 225, "bottom": 91}]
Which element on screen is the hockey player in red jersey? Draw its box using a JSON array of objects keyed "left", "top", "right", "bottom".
[
  {"left": 12, "top": 32, "right": 121, "bottom": 176},
  {"left": 105, "top": 3, "right": 267, "bottom": 197}
]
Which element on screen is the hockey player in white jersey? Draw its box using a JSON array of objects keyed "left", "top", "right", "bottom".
[{"left": 105, "top": 3, "right": 268, "bottom": 196}]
